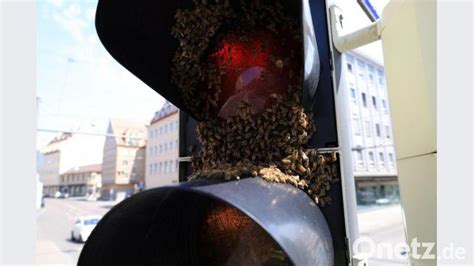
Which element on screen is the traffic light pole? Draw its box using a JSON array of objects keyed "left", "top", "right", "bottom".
[
  {"left": 327, "top": 4, "right": 384, "bottom": 265},
  {"left": 326, "top": 4, "right": 360, "bottom": 265},
  {"left": 329, "top": 5, "right": 381, "bottom": 54}
]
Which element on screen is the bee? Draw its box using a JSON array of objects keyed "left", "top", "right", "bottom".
[{"left": 275, "top": 59, "right": 284, "bottom": 69}]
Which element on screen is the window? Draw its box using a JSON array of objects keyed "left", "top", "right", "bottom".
[
  {"left": 158, "top": 162, "right": 162, "bottom": 174},
  {"left": 150, "top": 130, "right": 154, "bottom": 139},
  {"left": 379, "top": 77, "right": 384, "bottom": 86},
  {"left": 164, "top": 161, "right": 168, "bottom": 173},
  {"left": 122, "top": 160, "right": 128, "bottom": 167},
  {"left": 170, "top": 160, "right": 174, "bottom": 172},
  {"left": 379, "top": 152, "right": 384, "bottom": 162},
  {"left": 160, "top": 127, "right": 163, "bottom": 135},
  {"left": 385, "top": 126, "right": 391, "bottom": 139},
  {"left": 350, "top": 88, "right": 356, "bottom": 103},
  {"left": 361, "top": 93, "right": 367, "bottom": 107},
  {"left": 175, "top": 159, "right": 179, "bottom": 171},
  {"left": 353, "top": 118, "right": 361, "bottom": 135},
  {"left": 369, "top": 74, "right": 374, "bottom": 84},
  {"left": 356, "top": 150, "right": 363, "bottom": 161},
  {"left": 365, "top": 121, "right": 371, "bottom": 137},
  {"left": 368, "top": 151, "right": 375, "bottom": 162},
  {"left": 372, "top": 96, "right": 377, "bottom": 109},
  {"left": 149, "top": 164, "right": 152, "bottom": 175},
  {"left": 376, "top": 124, "right": 381, "bottom": 137},
  {"left": 389, "top": 153, "right": 394, "bottom": 163},
  {"left": 159, "top": 144, "right": 163, "bottom": 153},
  {"left": 382, "top": 99, "right": 388, "bottom": 114},
  {"left": 164, "top": 125, "right": 168, "bottom": 134},
  {"left": 347, "top": 63, "right": 353, "bottom": 73}
]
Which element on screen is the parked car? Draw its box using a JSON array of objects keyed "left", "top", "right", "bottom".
[
  {"left": 58, "top": 192, "right": 70, "bottom": 199},
  {"left": 375, "top": 195, "right": 400, "bottom": 205},
  {"left": 54, "top": 191, "right": 62, "bottom": 198},
  {"left": 71, "top": 215, "right": 102, "bottom": 243},
  {"left": 375, "top": 198, "right": 390, "bottom": 205}
]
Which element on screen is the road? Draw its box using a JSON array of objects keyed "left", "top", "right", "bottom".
[
  {"left": 36, "top": 197, "right": 116, "bottom": 265},
  {"left": 37, "top": 198, "right": 407, "bottom": 265}
]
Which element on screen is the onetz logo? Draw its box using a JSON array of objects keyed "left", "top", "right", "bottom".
[{"left": 352, "top": 237, "right": 466, "bottom": 261}]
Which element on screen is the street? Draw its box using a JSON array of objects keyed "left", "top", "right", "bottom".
[
  {"left": 36, "top": 197, "right": 115, "bottom": 265},
  {"left": 358, "top": 205, "right": 408, "bottom": 265},
  {"left": 37, "top": 198, "right": 407, "bottom": 265}
]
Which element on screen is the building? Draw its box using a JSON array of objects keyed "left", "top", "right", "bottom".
[
  {"left": 145, "top": 101, "right": 180, "bottom": 189},
  {"left": 38, "top": 125, "right": 105, "bottom": 196},
  {"left": 341, "top": 52, "right": 399, "bottom": 205},
  {"left": 59, "top": 164, "right": 102, "bottom": 197},
  {"left": 100, "top": 119, "right": 147, "bottom": 200}
]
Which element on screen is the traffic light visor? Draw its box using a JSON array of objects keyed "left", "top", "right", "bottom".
[{"left": 79, "top": 178, "right": 334, "bottom": 265}]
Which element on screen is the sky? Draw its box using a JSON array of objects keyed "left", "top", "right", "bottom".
[
  {"left": 36, "top": 0, "right": 389, "bottom": 149},
  {"left": 37, "top": 0, "right": 165, "bottom": 149}
]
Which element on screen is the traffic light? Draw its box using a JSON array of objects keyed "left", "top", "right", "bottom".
[{"left": 80, "top": 0, "right": 349, "bottom": 265}]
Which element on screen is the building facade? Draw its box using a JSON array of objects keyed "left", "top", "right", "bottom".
[
  {"left": 341, "top": 52, "right": 399, "bottom": 205},
  {"left": 100, "top": 119, "right": 147, "bottom": 200},
  {"left": 59, "top": 164, "right": 102, "bottom": 197},
  {"left": 38, "top": 126, "right": 104, "bottom": 196},
  {"left": 145, "top": 101, "right": 180, "bottom": 189}
]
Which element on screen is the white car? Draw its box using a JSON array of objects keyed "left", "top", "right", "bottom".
[
  {"left": 375, "top": 198, "right": 390, "bottom": 205},
  {"left": 71, "top": 215, "right": 102, "bottom": 243}
]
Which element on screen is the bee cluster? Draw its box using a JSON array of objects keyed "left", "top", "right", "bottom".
[
  {"left": 190, "top": 95, "right": 339, "bottom": 206},
  {"left": 172, "top": 1, "right": 233, "bottom": 120},
  {"left": 200, "top": 201, "right": 290, "bottom": 265},
  {"left": 172, "top": 0, "right": 339, "bottom": 206}
]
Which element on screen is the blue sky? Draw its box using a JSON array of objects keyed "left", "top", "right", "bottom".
[
  {"left": 36, "top": 0, "right": 387, "bottom": 149},
  {"left": 37, "top": 0, "right": 165, "bottom": 149}
]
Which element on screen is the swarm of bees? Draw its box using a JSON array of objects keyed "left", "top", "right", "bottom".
[
  {"left": 172, "top": 0, "right": 339, "bottom": 206},
  {"left": 200, "top": 201, "right": 290, "bottom": 265}
]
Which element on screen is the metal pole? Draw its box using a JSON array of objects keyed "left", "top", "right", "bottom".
[{"left": 329, "top": 5, "right": 380, "bottom": 53}]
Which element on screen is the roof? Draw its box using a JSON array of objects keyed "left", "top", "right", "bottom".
[
  {"left": 107, "top": 119, "right": 147, "bottom": 147},
  {"left": 150, "top": 101, "right": 178, "bottom": 124},
  {"left": 62, "top": 164, "right": 102, "bottom": 175},
  {"left": 45, "top": 132, "right": 72, "bottom": 146}
]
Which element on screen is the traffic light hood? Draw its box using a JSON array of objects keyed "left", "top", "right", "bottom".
[
  {"left": 95, "top": 0, "right": 320, "bottom": 120},
  {"left": 79, "top": 177, "right": 333, "bottom": 265}
]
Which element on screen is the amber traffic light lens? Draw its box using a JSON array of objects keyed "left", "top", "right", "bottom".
[{"left": 199, "top": 201, "right": 290, "bottom": 266}]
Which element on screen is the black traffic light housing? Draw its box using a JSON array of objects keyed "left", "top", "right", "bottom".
[{"left": 80, "top": 0, "right": 348, "bottom": 265}]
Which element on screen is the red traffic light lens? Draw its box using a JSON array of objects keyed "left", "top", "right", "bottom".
[{"left": 209, "top": 31, "right": 301, "bottom": 119}]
